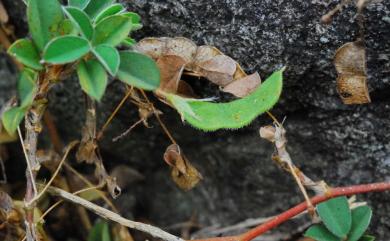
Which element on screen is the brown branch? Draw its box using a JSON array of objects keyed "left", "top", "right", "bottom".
[{"left": 191, "top": 182, "right": 390, "bottom": 241}]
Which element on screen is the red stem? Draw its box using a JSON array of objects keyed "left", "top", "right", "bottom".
[{"left": 190, "top": 182, "right": 390, "bottom": 241}]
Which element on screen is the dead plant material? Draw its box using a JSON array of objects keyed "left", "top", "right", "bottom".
[
  {"left": 164, "top": 144, "right": 202, "bottom": 191},
  {"left": 334, "top": 41, "right": 370, "bottom": 104}
]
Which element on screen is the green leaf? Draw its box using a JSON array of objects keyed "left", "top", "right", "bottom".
[
  {"left": 18, "top": 69, "right": 38, "bottom": 108},
  {"left": 92, "top": 15, "right": 132, "bottom": 47},
  {"left": 121, "top": 12, "right": 141, "bottom": 23},
  {"left": 43, "top": 36, "right": 90, "bottom": 64},
  {"left": 95, "top": 3, "right": 125, "bottom": 24},
  {"left": 117, "top": 51, "right": 160, "bottom": 90},
  {"left": 84, "top": 0, "right": 115, "bottom": 19},
  {"left": 77, "top": 59, "right": 108, "bottom": 101},
  {"left": 1, "top": 107, "right": 26, "bottom": 135},
  {"left": 121, "top": 37, "right": 136, "bottom": 47},
  {"left": 68, "top": 0, "right": 90, "bottom": 9},
  {"left": 63, "top": 6, "right": 94, "bottom": 40},
  {"left": 166, "top": 69, "right": 284, "bottom": 131},
  {"left": 317, "top": 196, "right": 352, "bottom": 238},
  {"left": 359, "top": 235, "right": 375, "bottom": 241},
  {"left": 8, "top": 39, "right": 43, "bottom": 70},
  {"left": 347, "top": 206, "right": 373, "bottom": 241},
  {"left": 305, "top": 224, "right": 342, "bottom": 241},
  {"left": 27, "top": 0, "right": 65, "bottom": 50},
  {"left": 93, "top": 45, "right": 119, "bottom": 76},
  {"left": 58, "top": 19, "right": 78, "bottom": 36},
  {"left": 88, "top": 221, "right": 112, "bottom": 241}
]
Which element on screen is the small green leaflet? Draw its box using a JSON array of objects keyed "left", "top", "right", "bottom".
[
  {"left": 305, "top": 224, "right": 341, "bottom": 241},
  {"left": 95, "top": 3, "right": 125, "bottom": 24},
  {"left": 63, "top": 6, "right": 94, "bottom": 40},
  {"left": 1, "top": 107, "right": 26, "bottom": 135},
  {"left": 43, "top": 36, "right": 90, "bottom": 64},
  {"left": 121, "top": 12, "right": 142, "bottom": 31},
  {"left": 359, "top": 235, "right": 375, "bottom": 241},
  {"left": 317, "top": 196, "right": 352, "bottom": 239},
  {"left": 58, "top": 19, "right": 78, "bottom": 36},
  {"left": 77, "top": 59, "right": 108, "bottom": 101},
  {"left": 93, "top": 45, "right": 120, "bottom": 76},
  {"left": 121, "top": 37, "right": 136, "bottom": 47},
  {"left": 166, "top": 69, "right": 284, "bottom": 131},
  {"left": 68, "top": 0, "right": 91, "bottom": 9},
  {"left": 27, "top": 0, "right": 64, "bottom": 50},
  {"left": 8, "top": 39, "right": 43, "bottom": 70},
  {"left": 92, "top": 15, "right": 132, "bottom": 47},
  {"left": 87, "top": 221, "right": 112, "bottom": 241},
  {"left": 117, "top": 51, "right": 160, "bottom": 90},
  {"left": 84, "top": 0, "right": 115, "bottom": 19},
  {"left": 347, "top": 206, "right": 372, "bottom": 241},
  {"left": 18, "top": 69, "right": 38, "bottom": 108}
]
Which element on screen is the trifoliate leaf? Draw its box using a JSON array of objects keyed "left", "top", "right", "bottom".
[
  {"left": 27, "top": 0, "right": 64, "bottom": 50},
  {"left": 77, "top": 59, "right": 108, "bottom": 101},
  {"left": 117, "top": 51, "right": 160, "bottom": 90},
  {"left": 84, "top": 0, "right": 115, "bottom": 19},
  {"left": 8, "top": 39, "right": 43, "bottom": 70},
  {"left": 166, "top": 69, "right": 283, "bottom": 131},
  {"left": 63, "top": 6, "right": 94, "bottom": 40},
  {"left": 317, "top": 196, "right": 352, "bottom": 238},
  {"left": 93, "top": 44, "right": 120, "bottom": 76},
  {"left": 92, "top": 15, "right": 132, "bottom": 47},
  {"left": 347, "top": 206, "right": 372, "bottom": 241},
  {"left": 43, "top": 36, "right": 90, "bottom": 64}
]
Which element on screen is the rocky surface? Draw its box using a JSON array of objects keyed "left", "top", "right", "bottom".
[{"left": 1, "top": 0, "right": 390, "bottom": 240}]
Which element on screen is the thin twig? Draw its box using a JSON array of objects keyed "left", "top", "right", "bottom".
[
  {"left": 47, "top": 186, "right": 184, "bottom": 241},
  {"left": 112, "top": 119, "right": 144, "bottom": 142}
]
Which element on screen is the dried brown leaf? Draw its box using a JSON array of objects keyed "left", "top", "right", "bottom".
[
  {"left": 222, "top": 72, "right": 262, "bottom": 97},
  {"left": 334, "top": 41, "right": 370, "bottom": 104},
  {"left": 157, "top": 55, "right": 187, "bottom": 93},
  {"left": 135, "top": 38, "right": 166, "bottom": 60},
  {"left": 163, "top": 144, "right": 202, "bottom": 191},
  {"left": 198, "top": 55, "right": 237, "bottom": 86},
  {"left": 259, "top": 125, "right": 276, "bottom": 142},
  {"left": 165, "top": 37, "right": 197, "bottom": 64}
]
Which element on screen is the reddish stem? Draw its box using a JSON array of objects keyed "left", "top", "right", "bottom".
[{"left": 190, "top": 182, "right": 390, "bottom": 241}]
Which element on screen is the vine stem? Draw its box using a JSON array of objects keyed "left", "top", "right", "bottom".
[{"left": 191, "top": 182, "right": 390, "bottom": 241}]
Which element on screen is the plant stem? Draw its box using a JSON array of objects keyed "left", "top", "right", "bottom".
[{"left": 191, "top": 182, "right": 390, "bottom": 241}]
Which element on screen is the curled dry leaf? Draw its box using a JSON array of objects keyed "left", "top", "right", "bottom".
[
  {"left": 259, "top": 125, "right": 276, "bottom": 143},
  {"left": 163, "top": 144, "right": 202, "bottom": 191},
  {"left": 197, "top": 55, "right": 237, "bottom": 86},
  {"left": 223, "top": 72, "right": 262, "bottom": 97},
  {"left": 157, "top": 55, "right": 187, "bottom": 93},
  {"left": 334, "top": 41, "right": 370, "bottom": 104}
]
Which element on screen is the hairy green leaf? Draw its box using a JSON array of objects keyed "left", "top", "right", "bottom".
[
  {"left": 317, "top": 196, "right": 352, "bottom": 238},
  {"left": 58, "top": 19, "right": 78, "bottom": 36},
  {"left": 359, "top": 235, "right": 375, "bottom": 241},
  {"left": 95, "top": 3, "right": 124, "bottom": 24},
  {"left": 1, "top": 107, "right": 26, "bottom": 135},
  {"left": 88, "top": 221, "right": 112, "bottom": 241},
  {"left": 347, "top": 206, "right": 372, "bottom": 241},
  {"left": 93, "top": 15, "right": 132, "bottom": 47},
  {"left": 77, "top": 59, "right": 108, "bottom": 101},
  {"left": 117, "top": 51, "right": 160, "bottom": 90},
  {"left": 8, "top": 39, "right": 43, "bottom": 70},
  {"left": 18, "top": 69, "right": 38, "bottom": 108},
  {"left": 305, "top": 225, "right": 342, "bottom": 241},
  {"left": 121, "top": 37, "right": 136, "bottom": 47},
  {"left": 68, "top": 0, "right": 90, "bottom": 9},
  {"left": 27, "top": 0, "right": 64, "bottom": 50},
  {"left": 84, "top": 0, "right": 115, "bottom": 19},
  {"left": 121, "top": 12, "right": 141, "bottom": 23},
  {"left": 63, "top": 6, "right": 94, "bottom": 40},
  {"left": 167, "top": 69, "right": 283, "bottom": 131},
  {"left": 93, "top": 45, "right": 120, "bottom": 76},
  {"left": 43, "top": 36, "right": 90, "bottom": 64}
]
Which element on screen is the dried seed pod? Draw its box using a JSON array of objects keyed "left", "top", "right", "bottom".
[{"left": 334, "top": 41, "right": 370, "bottom": 104}]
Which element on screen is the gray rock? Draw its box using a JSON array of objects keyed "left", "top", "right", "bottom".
[{"left": 1, "top": 0, "right": 390, "bottom": 240}]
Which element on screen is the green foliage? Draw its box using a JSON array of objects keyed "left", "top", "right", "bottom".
[
  {"left": 88, "top": 221, "right": 112, "bottom": 241},
  {"left": 77, "top": 59, "right": 108, "bottom": 101},
  {"left": 304, "top": 197, "right": 374, "bottom": 241},
  {"left": 166, "top": 69, "right": 283, "bottom": 131},
  {"left": 8, "top": 39, "right": 43, "bottom": 70},
  {"left": 359, "top": 235, "right": 375, "bottom": 241},
  {"left": 92, "top": 15, "right": 133, "bottom": 47},
  {"left": 317, "top": 196, "right": 351, "bottom": 238},
  {"left": 1, "top": 107, "right": 26, "bottom": 135},
  {"left": 117, "top": 51, "right": 161, "bottom": 90},
  {"left": 93, "top": 45, "right": 120, "bottom": 76},
  {"left": 43, "top": 36, "right": 90, "bottom": 64},
  {"left": 121, "top": 37, "right": 136, "bottom": 47},
  {"left": 95, "top": 3, "right": 125, "bottom": 24},
  {"left": 18, "top": 69, "right": 38, "bottom": 108},
  {"left": 63, "top": 6, "right": 94, "bottom": 40},
  {"left": 27, "top": 0, "right": 64, "bottom": 50},
  {"left": 84, "top": 0, "right": 115, "bottom": 19},
  {"left": 121, "top": 12, "right": 142, "bottom": 30},
  {"left": 68, "top": 0, "right": 90, "bottom": 9}
]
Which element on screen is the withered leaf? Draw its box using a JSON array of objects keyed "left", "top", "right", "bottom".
[
  {"left": 165, "top": 37, "right": 197, "bottom": 64},
  {"left": 334, "top": 41, "right": 370, "bottom": 104},
  {"left": 198, "top": 55, "right": 237, "bottom": 86},
  {"left": 163, "top": 144, "right": 202, "bottom": 191},
  {"left": 135, "top": 37, "right": 166, "bottom": 60},
  {"left": 223, "top": 72, "right": 262, "bottom": 97},
  {"left": 157, "top": 55, "right": 187, "bottom": 93}
]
